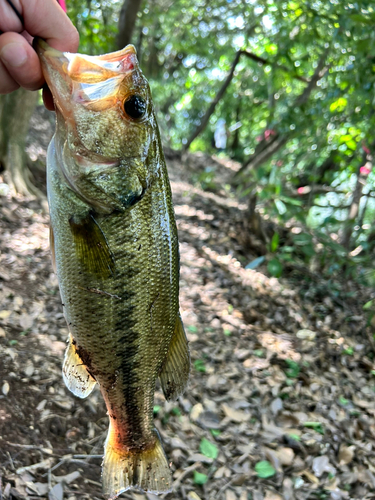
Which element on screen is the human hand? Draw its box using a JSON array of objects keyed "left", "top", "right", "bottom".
[{"left": 0, "top": 0, "right": 79, "bottom": 109}]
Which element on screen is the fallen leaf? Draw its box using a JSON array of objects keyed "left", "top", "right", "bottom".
[
  {"left": 48, "top": 483, "right": 63, "bottom": 500},
  {"left": 19, "top": 313, "right": 34, "bottom": 330},
  {"left": 190, "top": 403, "right": 204, "bottom": 421},
  {"left": 296, "top": 329, "right": 316, "bottom": 340},
  {"left": 270, "top": 398, "right": 283, "bottom": 415},
  {"left": 2, "top": 381, "right": 9, "bottom": 396},
  {"left": 264, "top": 490, "right": 283, "bottom": 500},
  {"left": 312, "top": 455, "right": 336, "bottom": 477},
  {"left": 276, "top": 447, "right": 295, "bottom": 466},
  {"left": 188, "top": 492, "right": 202, "bottom": 500},
  {"left": 301, "top": 469, "right": 319, "bottom": 484},
  {"left": 222, "top": 403, "right": 250, "bottom": 422},
  {"left": 0, "top": 310, "right": 12, "bottom": 319},
  {"left": 338, "top": 444, "right": 355, "bottom": 466},
  {"left": 226, "top": 490, "right": 236, "bottom": 500}
]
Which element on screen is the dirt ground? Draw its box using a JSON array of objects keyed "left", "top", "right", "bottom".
[{"left": 1, "top": 107, "right": 375, "bottom": 500}]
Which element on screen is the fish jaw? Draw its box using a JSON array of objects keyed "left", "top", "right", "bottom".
[
  {"left": 34, "top": 37, "right": 138, "bottom": 118},
  {"left": 35, "top": 37, "right": 159, "bottom": 213}
]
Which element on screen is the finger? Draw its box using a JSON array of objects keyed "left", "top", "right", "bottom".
[
  {"left": 0, "top": 32, "right": 44, "bottom": 91},
  {"left": 0, "top": 59, "right": 20, "bottom": 94},
  {"left": 21, "top": 0, "right": 79, "bottom": 52},
  {"left": 0, "top": 0, "right": 24, "bottom": 33}
]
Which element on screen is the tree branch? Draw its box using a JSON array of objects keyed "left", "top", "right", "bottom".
[
  {"left": 182, "top": 50, "right": 242, "bottom": 151},
  {"left": 240, "top": 50, "right": 309, "bottom": 83},
  {"left": 182, "top": 47, "right": 312, "bottom": 152}
]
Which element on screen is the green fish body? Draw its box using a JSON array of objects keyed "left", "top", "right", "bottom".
[{"left": 35, "top": 39, "right": 190, "bottom": 499}]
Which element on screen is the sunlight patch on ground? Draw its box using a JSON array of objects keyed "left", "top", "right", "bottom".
[
  {"left": 174, "top": 204, "right": 214, "bottom": 221},
  {"left": 5, "top": 223, "right": 49, "bottom": 254},
  {"left": 171, "top": 179, "right": 247, "bottom": 210}
]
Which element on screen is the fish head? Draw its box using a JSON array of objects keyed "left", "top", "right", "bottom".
[{"left": 35, "top": 38, "right": 162, "bottom": 213}]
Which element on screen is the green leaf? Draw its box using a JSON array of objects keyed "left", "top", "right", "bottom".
[
  {"left": 194, "top": 471, "right": 208, "bottom": 485},
  {"left": 303, "top": 422, "right": 325, "bottom": 434},
  {"left": 275, "top": 199, "right": 287, "bottom": 215},
  {"left": 271, "top": 232, "right": 280, "bottom": 252},
  {"left": 267, "top": 258, "right": 283, "bottom": 278},
  {"left": 210, "top": 429, "right": 221, "bottom": 437},
  {"left": 363, "top": 300, "right": 373, "bottom": 310},
  {"left": 200, "top": 438, "right": 218, "bottom": 459},
  {"left": 279, "top": 195, "right": 303, "bottom": 206},
  {"left": 330, "top": 97, "right": 348, "bottom": 112},
  {"left": 255, "top": 461, "right": 276, "bottom": 478},
  {"left": 339, "top": 396, "right": 349, "bottom": 406},
  {"left": 153, "top": 405, "right": 161, "bottom": 414},
  {"left": 188, "top": 325, "right": 198, "bottom": 333},
  {"left": 288, "top": 433, "right": 301, "bottom": 441},
  {"left": 343, "top": 347, "right": 353, "bottom": 356},
  {"left": 194, "top": 359, "right": 206, "bottom": 372},
  {"left": 285, "top": 359, "right": 300, "bottom": 378},
  {"left": 253, "top": 349, "right": 264, "bottom": 357}
]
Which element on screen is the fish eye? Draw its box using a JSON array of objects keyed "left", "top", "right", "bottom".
[{"left": 124, "top": 95, "right": 147, "bottom": 119}]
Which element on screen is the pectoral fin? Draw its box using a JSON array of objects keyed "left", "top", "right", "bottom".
[
  {"left": 69, "top": 212, "right": 115, "bottom": 277},
  {"left": 159, "top": 313, "right": 190, "bottom": 401},
  {"left": 63, "top": 335, "right": 97, "bottom": 398}
]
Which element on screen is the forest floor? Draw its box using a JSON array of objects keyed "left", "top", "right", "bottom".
[{"left": 1, "top": 106, "right": 375, "bottom": 500}]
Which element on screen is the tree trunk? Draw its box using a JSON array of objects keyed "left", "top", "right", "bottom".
[
  {"left": 230, "top": 100, "right": 241, "bottom": 152},
  {"left": 0, "top": 89, "right": 41, "bottom": 197},
  {"left": 183, "top": 51, "right": 242, "bottom": 152},
  {"left": 117, "top": 0, "right": 143, "bottom": 49}
]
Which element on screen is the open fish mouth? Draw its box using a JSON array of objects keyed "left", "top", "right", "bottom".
[{"left": 34, "top": 37, "right": 139, "bottom": 113}]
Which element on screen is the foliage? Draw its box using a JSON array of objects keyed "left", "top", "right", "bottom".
[
  {"left": 66, "top": 0, "right": 375, "bottom": 294},
  {"left": 199, "top": 438, "right": 219, "bottom": 459},
  {"left": 255, "top": 460, "right": 277, "bottom": 478}
]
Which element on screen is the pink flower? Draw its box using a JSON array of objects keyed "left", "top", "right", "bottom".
[
  {"left": 297, "top": 187, "right": 305, "bottom": 194},
  {"left": 264, "top": 129, "right": 276, "bottom": 140},
  {"left": 360, "top": 166, "right": 371, "bottom": 175},
  {"left": 276, "top": 160, "right": 283, "bottom": 167}
]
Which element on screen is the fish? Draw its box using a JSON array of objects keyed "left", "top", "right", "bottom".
[{"left": 34, "top": 38, "right": 190, "bottom": 499}]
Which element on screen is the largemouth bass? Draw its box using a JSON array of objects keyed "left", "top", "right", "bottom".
[{"left": 34, "top": 38, "right": 190, "bottom": 498}]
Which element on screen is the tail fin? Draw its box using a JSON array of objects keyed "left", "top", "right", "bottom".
[{"left": 102, "top": 425, "right": 172, "bottom": 499}]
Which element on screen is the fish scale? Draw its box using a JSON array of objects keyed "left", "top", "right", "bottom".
[{"left": 35, "top": 38, "right": 190, "bottom": 498}]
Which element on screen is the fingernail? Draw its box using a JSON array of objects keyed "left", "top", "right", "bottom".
[{"left": 0, "top": 43, "right": 28, "bottom": 67}]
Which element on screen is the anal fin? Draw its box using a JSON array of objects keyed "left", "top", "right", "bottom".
[
  {"left": 69, "top": 212, "right": 115, "bottom": 277},
  {"left": 159, "top": 313, "right": 190, "bottom": 401},
  {"left": 63, "top": 335, "right": 97, "bottom": 398}
]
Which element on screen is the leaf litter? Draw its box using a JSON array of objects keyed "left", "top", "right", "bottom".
[{"left": 0, "top": 107, "right": 374, "bottom": 500}]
